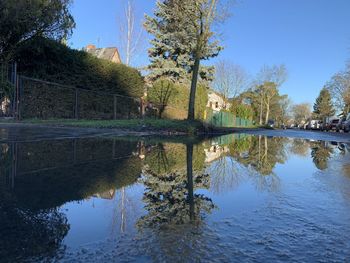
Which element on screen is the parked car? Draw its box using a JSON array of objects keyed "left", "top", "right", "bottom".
[
  {"left": 302, "top": 122, "right": 309, "bottom": 130},
  {"left": 327, "top": 118, "right": 340, "bottom": 131},
  {"left": 307, "top": 120, "right": 321, "bottom": 130},
  {"left": 341, "top": 113, "right": 350, "bottom": 133},
  {"left": 336, "top": 117, "right": 346, "bottom": 132},
  {"left": 267, "top": 120, "right": 275, "bottom": 128}
]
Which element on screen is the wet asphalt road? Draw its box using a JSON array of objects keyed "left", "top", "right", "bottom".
[{"left": 0, "top": 123, "right": 349, "bottom": 143}]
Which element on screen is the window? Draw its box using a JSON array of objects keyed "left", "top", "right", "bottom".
[{"left": 215, "top": 102, "right": 219, "bottom": 108}]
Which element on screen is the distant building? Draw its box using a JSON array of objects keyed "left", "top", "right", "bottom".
[
  {"left": 207, "top": 90, "right": 230, "bottom": 112},
  {"left": 84, "top": 44, "right": 122, "bottom": 64}
]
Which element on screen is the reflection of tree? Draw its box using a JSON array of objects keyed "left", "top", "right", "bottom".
[
  {"left": 0, "top": 196, "right": 69, "bottom": 261},
  {"left": 0, "top": 143, "right": 70, "bottom": 261},
  {"left": 233, "top": 136, "right": 288, "bottom": 176},
  {"left": 208, "top": 135, "right": 288, "bottom": 193},
  {"left": 138, "top": 143, "right": 214, "bottom": 227},
  {"left": 290, "top": 139, "right": 310, "bottom": 157},
  {"left": 310, "top": 141, "right": 334, "bottom": 170}
]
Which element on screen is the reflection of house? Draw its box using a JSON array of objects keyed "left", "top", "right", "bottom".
[
  {"left": 204, "top": 144, "right": 229, "bottom": 163},
  {"left": 84, "top": 44, "right": 122, "bottom": 64},
  {"left": 207, "top": 90, "right": 230, "bottom": 112},
  {"left": 94, "top": 189, "right": 116, "bottom": 200}
]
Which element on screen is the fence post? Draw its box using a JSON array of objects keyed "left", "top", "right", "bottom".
[
  {"left": 17, "top": 75, "right": 20, "bottom": 120},
  {"left": 74, "top": 89, "right": 79, "bottom": 119},
  {"left": 113, "top": 95, "right": 117, "bottom": 120}
]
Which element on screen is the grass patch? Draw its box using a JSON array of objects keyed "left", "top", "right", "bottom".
[{"left": 11, "top": 118, "right": 205, "bottom": 133}]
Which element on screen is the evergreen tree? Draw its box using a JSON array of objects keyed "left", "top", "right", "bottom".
[
  {"left": 313, "top": 88, "right": 335, "bottom": 121},
  {"left": 145, "top": 0, "right": 226, "bottom": 120},
  {"left": 144, "top": 0, "right": 217, "bottom": 84}
]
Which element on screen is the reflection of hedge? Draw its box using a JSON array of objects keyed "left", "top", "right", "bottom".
[
  {"left": 13, "top": 157, "right": 141, "bottom": 211},
  {"left": 12, "top": 138, "right": 141, "bottom": 210},
  {"left": 17, "top": 138, "right": 137, "bottom": 172},
  {"left": 147, "top": 79, "right": 208, "bottom": 120}
]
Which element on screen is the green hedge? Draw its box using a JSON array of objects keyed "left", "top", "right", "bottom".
[{"left": 15, "top": 37, "right": 144, "bottom": 98}]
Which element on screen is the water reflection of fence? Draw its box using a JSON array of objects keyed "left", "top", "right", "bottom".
[
  {"left": 205, "top": 109, "right": 253, "bottom": 128},
  {"left": 1, "top": 138, "right": 141, "bottom": 184},
  {"left": 0, "top": 139, "right": 146, "bottom": 212}
]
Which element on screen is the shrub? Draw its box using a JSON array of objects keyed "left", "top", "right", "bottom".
[
  {"left": 147, "top": 79, "right": 208, "bottom": 120},
  {"left": 231, "top": 104, "right": 253, "bottom": 120}
]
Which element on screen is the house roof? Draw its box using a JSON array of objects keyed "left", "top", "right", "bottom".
[{"left": 85, "top": 45, "right": 121, "bottom": 63}]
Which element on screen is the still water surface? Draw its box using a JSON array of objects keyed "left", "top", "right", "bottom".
[{"left": 1, "top": 134, "right": 350, "bottom": 262}]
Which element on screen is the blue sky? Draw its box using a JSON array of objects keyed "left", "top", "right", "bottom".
[{"left": 69, "top": 0, "right": 350, "bottom": 104}]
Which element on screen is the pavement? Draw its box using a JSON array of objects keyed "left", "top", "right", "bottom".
[{"left": 1, "top": 123, "right": 350, "bottom": 143}]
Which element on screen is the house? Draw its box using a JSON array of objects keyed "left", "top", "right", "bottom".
[
  {"left": 207, "top": 90, "right": 230, "bottom": 111},
  {"left": 84, "top": 44, "right": 122, "bottom": 64}
]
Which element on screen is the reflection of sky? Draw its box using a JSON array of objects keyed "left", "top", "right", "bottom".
[{"left": 62, "top": 184, "right": 146, "bottom": 248}]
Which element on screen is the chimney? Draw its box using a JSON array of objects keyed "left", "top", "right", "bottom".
[{"left": 85, "top": 44, "right": 96, "bottom": 51}]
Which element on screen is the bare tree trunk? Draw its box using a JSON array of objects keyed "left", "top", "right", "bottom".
[
  {"left": 265, "top": 98, "right": 270, "bottom": 124},
  {"left": 119, "top": 0, "right": 143, "bottom": 66},
  {"left": 188, "top": 55, "right": 201, "bottom": 121},
  {"left": 125, "top": 0, "right": 132, "bottom": 66},
  {"left": 259, "top": 94, "right": 263, "bottom": 125}
]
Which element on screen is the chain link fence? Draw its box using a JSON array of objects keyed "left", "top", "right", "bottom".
[
  {"left": 17, "top": 76, "right": 141, "bottom": 120},
  {"left": 0, "top": 62, "right": 17, "bottom": 117}
]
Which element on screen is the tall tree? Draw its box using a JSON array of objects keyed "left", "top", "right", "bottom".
[
  {"left": 313, "top": 88, "right": 335, "bottom": 121},
  {"left": 0, "top": 0, "right": 75, "bottom": 61},
  {"left": 118, "top": 0, "right": 144, "bottom": 66},
  {"left": 144, "top": 0, "right": 215, "bottom": 83},
  {"left": 254, "top": 65, "right": 287, "bottom": 125},
  {"left": 145, "top": 0, "right": 230, "bottom": 120}
]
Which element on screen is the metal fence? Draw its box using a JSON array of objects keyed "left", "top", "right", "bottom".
[
  {"left": 16, "top": 76, "right": 142, "bottom": 120},
  {"left": 0, "top": 62, "right": 17, "bottom": 117},
  {"left": 205, "top": 109, "right": 253, "bottom": 128}
]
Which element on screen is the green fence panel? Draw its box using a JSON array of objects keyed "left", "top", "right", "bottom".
[{"left": 205, "top": 109, "right": 252, "bottom": 128}]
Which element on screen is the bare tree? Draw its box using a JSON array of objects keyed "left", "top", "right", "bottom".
[
  {"left": 118, "top": 0, "right": 143, "bottom": 65},
  {"left": 256, "top": 64, "right": 288, "bottom": 87},
  {"left": 325, "top": 63, "right": 350, "bottom": 115},
  {"left": 292, "top": 103, "right": 311, "bottom": 125},
  {"left": 213, "top": 60, "right": 249, "bottom": 103}
]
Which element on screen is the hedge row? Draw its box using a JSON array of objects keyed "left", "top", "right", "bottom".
[{"left": 15, "top": 37, "right": 144, "bottom": 98}]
